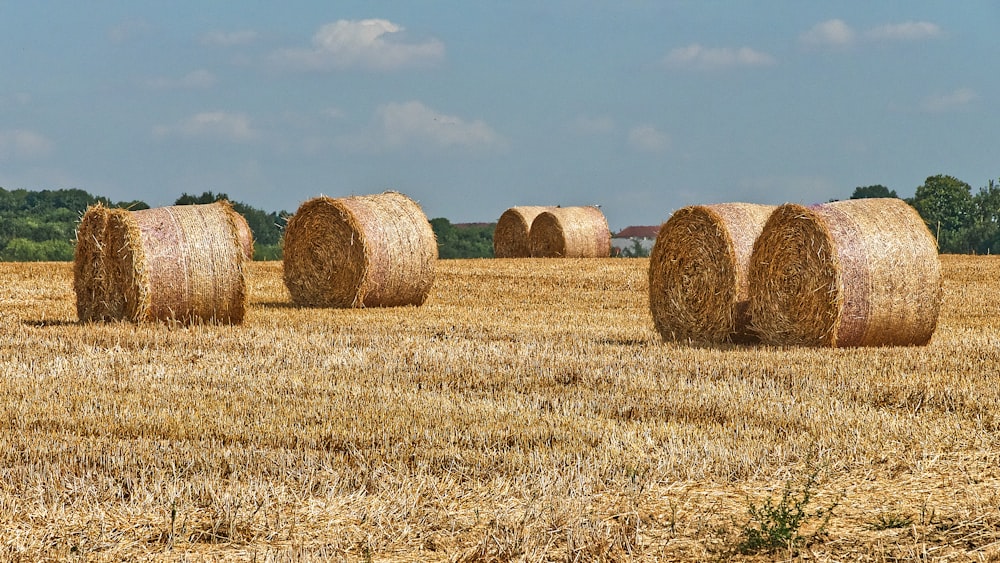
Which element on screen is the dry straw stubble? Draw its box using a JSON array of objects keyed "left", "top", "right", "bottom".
[
  {"left": 73, "top": 201, "right": 249, "bottom": 324},
  {"left": 282, "top": 191, "right": 437, "bottom": 308},
  {"left": 493, "top": 206, "right": 553, "bottom": 258},
  {"left": 529, "top": 206, "right": 611, "bottom": 258},
  {"left": 648, "top": 203, "right": 776, "bottom": 344},
  {"left": 748, "top": 197, "right": 942, "bottom": 347}
]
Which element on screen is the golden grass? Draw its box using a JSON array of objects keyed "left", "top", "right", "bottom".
[{"left": 2, "top": 256, "right": 1000, "bottom": 560}]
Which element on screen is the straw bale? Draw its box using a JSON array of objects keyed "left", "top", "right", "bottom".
[
  {"left": 748, "top": 198, "right": 941, "bottom": 347},
  {"left": 282, "top": 191, "right": 437, "bottom": 308},
  {"left": 232, "top": 210, "right": 255, "bottom": 260},
  {"left": 493, "top": 206, "right": 553, "bottom": 258},
  {"left": 648, "top": 203, "right": 776, "bottom": 344},
  {"left": 528, "top": 206, "right": 611, "bottom": 258},
  {"left": 73, "top": 201, "right": 248, "bottom": 324},
  {"left": 73, "top": 204, "right": 113, "bottom": 322}
]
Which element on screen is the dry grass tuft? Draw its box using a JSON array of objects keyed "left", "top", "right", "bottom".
[
  {"left": 648, "top": 203, "right": 775, "bottom": 344},
  {"left": 748, "top": 198, "right": 941, "bottom": 347},
  {"left": 529, "top": 206, "right": 610, "bottom": 258},
  {"left": 74, "top": 201, "right": 248, "bottom": 324},
  {"left": 282, "top": 191, "right": 437, "bottom": 308},
  {"left": 493, "top": 206, "right": 553, "bottom": 258}
]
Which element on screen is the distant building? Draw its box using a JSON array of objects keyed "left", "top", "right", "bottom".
[{"left": 611, "top": 225, "right": 660, "bottom": 256}]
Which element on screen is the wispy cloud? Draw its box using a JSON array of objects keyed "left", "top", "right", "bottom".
[
  {"left": 628, "top": 125, "right": 670, "bottom": 153},
  {"left": 920, "top": 88, "right": 979, "bottom": 112},
  {"left": 339, "top": 101, "right": 504, "bottom": 153},
  {"left": 0, "top": 129, "right": 53, "bottom": 159},
  {"left": 802, "top": 19, "right": 943, "bottom": 48},
  {"left": 662, "top": 44, "right": 775, "bottom": 69},
  {"left": 144, "top": 69, "right": 217, "bottom": 90},
  {"left": 201, "top": 30, "right": 259, "bottom": 47},
  {"left": 153, "top": 112, "right": 258, "bottom": 142},
  {"left": 866, "top": 21, "right": 941, "bottom": 41},
  {"left": 271, "top": 19, "right": 444, "bottom": 71},
  {"left": 800, "top": 19, "right": 855, "bottom": 48}
]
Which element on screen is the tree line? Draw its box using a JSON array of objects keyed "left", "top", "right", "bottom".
[
  {"left": 0, "top": 175, "right": 996, "bottom": 261},
  {"left": 0, "top": 188, "right": 287, "bottom": 261}
]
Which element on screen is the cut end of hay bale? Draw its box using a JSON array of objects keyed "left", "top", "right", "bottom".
[
  {"left": 493, "top": 206, "right": 553, "bottom": 258},
  {"left": 648, "top": 203, "right": 775, "bottom": 344},
  {"left": 230, "top": 206, "right": 255, "bottom": 261},
  {"left": 529, "top": 206, "right": 610, "bottom": 258},
  {"left": 748, "top": 198, "right": 942, "bottom": 347},
  {"left": 74, "top": 204, "right": 114, "bottom": 322},
  {"left": 282, "top": 191, "right": 437, "bottom": 308},
  {"left": 74, "top": 201, "right": 248, "bottom": 324}
]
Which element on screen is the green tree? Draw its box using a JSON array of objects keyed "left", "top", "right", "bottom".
[
  {"left": 850, "top": 185, "right": 898, "bottom": 199},
  {"left": 966, "top": 179, "right": 1000, "bottom": 254},
  {"left": 908, "top": 174, "right": 974, "bottom": 253},
  {"left": 429, "top": 218, "right": 494, "bottom": 258}
]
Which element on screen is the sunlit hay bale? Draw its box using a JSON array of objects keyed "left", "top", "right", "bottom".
[
  {"left": 232, "top": 208, "right": 255, "bottom": 260},
  {"left": 748, "top": 198, "right": 942, "bottom": 347},
  {"left": 493, "top": 206, "right": 553, "bottom": 258},
  {"left": 73, "top": 203, "right": 113, "bottom": 322},
  {"left": 648, "top": 203, "right": 776, "bottom": 344},
  {"left": 529, "top": 206, "right": 611, "bottom": 258},
  {"left": 282, "top": 191, "right": 437, "bottom": 308},
  {"left": 74, "top": 201, "right": 248, "bottom": 324}
]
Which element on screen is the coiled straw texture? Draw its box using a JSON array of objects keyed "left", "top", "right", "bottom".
[
  {"left": 282, "top": 191, "right": 437, "bottom": 308},
  {"left": 747, "top": 198, "right": 942, "bottom": 347}
]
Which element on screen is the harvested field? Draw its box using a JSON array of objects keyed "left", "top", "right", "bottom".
[{"left": 1, "top": 256, "right": 1000, "bottom": 560}]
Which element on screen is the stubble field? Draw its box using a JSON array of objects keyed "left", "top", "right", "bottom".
[{"left": 0, "top": 256, "right": 999, "bottom": 561}]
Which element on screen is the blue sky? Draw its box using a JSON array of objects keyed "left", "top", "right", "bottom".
[{"left": 1, "top": 2, "right": 998, "bottom": 231}]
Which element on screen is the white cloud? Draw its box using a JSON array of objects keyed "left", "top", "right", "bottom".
[
  {"left": 0, "top": 129, "right": 53, "bottom": 159},
  {"left": 628, "top": 125, "right": 670, "bottom": 153},
  {"left": 201, "top": 30, "right": 259, "bottom": 47},
  {"left": 800, "top": 19, "right": 855, "bottom": 48},
  {"left": 145, "top": 69, "right": 217, "bottom": 89},
  {"left": 153, "top": 112, "right": 258, "bottom": 142},
  {"left": 866, "top": 21, "right": 941, "bottom": 41},
  {"left": 340, "top": 101, "right": 504, "bottom": 152},
  {"left": 272, "top": 19, "right": 444, "bottom": 71},
  {"left": 920, "top": 88, "right": 979, "bottom": 112},
  {"left": 802, "top": 19, "right": 942, "bottom": 49},
  {"left": 662, "top": 44, "right": 775, "bottom": 69},
  {"left": 572, "top": 115, "right": 616, "bottom": 135}
]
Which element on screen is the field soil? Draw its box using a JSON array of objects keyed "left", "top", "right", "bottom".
[{"left": 1, "top": 256, "right": 999, "bottom": 561}]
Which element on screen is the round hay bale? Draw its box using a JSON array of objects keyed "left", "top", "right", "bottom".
[
  {"left": 747, "top": 198, "right": 942, "bottom": 347},
  {"left": 648, "top": 203, "right": 776, "bottom": 344},
  {"left": 73, "top": 203, "right": 113, "bottom": 322},
  {"left": 74, "top": 201, "right": 248, "bottom": 324},
  {"left": 493, "top": 206, "right": 553, "bottom": 258},
  {"left": 282, "top": 191, "right": 437, "bottom": 308},
  {"left": 529, "top": 206, "right": 611, "bottom": 258},
  {"left": 231, "top": 209, "right": 255, "bottom": 260}
]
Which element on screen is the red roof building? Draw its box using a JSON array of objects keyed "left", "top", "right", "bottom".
[{"left": 613, "top": 225, "right": 660, "bottom": 239}]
